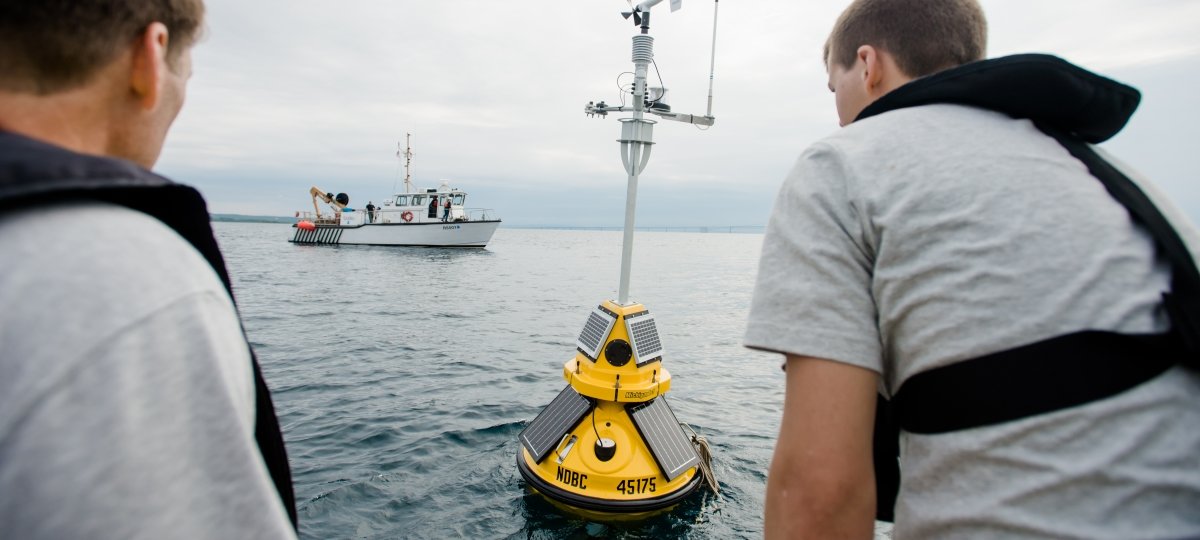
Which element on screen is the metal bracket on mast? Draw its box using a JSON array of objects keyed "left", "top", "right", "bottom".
[{"left": 618, "top": 119, "right": 655, "bottom": 178}]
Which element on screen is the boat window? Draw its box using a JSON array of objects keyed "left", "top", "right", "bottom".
[
  {"left": 395, "top": 195, "right": 407, "bottom": 206},
  {"left": 411, "top": 195, "right": 425, "bottom": 206},
  {"left": 452, "top": 194, "right": 465, "bottom": 205}
]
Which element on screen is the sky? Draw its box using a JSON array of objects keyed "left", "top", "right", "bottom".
[{"left": 157, "top": 0, "right": 1200, "bottom": 228}]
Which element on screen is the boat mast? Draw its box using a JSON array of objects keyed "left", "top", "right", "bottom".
[{"left": 402, "top": 133, "right": 414, "bottom": 194}]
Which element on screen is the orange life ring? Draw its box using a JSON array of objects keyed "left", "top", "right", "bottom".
[{"left": 401, "top": 211, "right": 414, "bottom": 222}]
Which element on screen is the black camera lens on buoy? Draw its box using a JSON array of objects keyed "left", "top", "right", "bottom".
[
  {"left": 595, "top": 438, "right": 617, "bottom": 462},
  {"left": 604, "top": 339, "right": 632, "bottom": 367}
]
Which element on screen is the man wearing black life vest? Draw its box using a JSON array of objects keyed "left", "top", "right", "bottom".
[
  {"left": 0, "top": 1, "right": 298, "bottom": 538},
  {"left": 745, "top": 0, "right": 1200, "bottom": 538}
]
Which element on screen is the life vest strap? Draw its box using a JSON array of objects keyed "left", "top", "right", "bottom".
[{"left": 892, "top": 331, "right": 1180, "bottom": 434}]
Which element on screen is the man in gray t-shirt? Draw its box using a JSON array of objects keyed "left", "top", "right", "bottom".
[
  {"left": 745, "top": 1, "right": 1200, "bottom": 538},
  {"left": 0, "top": 1, "right": 296, "bottom": 538}
]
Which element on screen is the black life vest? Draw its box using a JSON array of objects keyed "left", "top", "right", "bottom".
[
  {"left": 853, "top": 54, "right": 1200, "bottom": 521},
  {"left": 0, "top": 131, "right": 299, "bottom": 529}
]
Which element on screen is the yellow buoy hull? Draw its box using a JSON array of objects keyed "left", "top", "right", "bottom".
[
  {"left": 518, "top": 301, "right": 705, "bottom": 514},
  {"left": 516, "top": 400, "right": 701, "bottom": 513}
]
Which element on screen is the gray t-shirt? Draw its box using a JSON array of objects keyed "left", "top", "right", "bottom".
[
  {"left": 745, "top": 104, "right": 1200, "bottom": 539},
  {"left": 0, "top": 202, "right": 296, "bottom": 539}
]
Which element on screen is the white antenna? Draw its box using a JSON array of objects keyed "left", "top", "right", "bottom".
[
  {"left": 583, "top": 0, "right": 721, "bottom": 304},
  {"left": 393, "top": 141, "right": 401, "bottom": 195},
  {"left": 705, "top": 0, "right": 719, "bottom": 117}
]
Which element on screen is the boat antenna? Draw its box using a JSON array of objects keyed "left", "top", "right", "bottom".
[
  {"left": 705, "top": 0, "right": 719, "bottom": 118},
  {"left": 583, "top": 0, "right": 720, "bottom": 304},
  {"left": 393, "top": 141, "right": 402, "bottom": 194}
]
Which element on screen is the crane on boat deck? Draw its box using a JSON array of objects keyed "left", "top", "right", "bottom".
[{"left": 309, "top": 186, "right": 349, "bottom": 224}]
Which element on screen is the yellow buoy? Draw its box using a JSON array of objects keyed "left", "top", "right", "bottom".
[{"left": 517, "top": 300, "right": 704, "bottom": 515}]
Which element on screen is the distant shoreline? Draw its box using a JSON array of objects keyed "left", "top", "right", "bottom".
[
  {"left": 510, "top": 225, "right": 766, "bottom": 234},
  {"left": 210, "top": 213, "right": 295, "bottom": 224},
  {"left": 210, "top": 214, "right": 765, "bottom": 233}
]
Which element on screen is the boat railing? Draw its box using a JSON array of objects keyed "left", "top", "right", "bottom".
[
  {"left": 465, "top": 208, "right": 500, "bottom": 221},
  {"left": 294, "top": 211, "right": 342, "bottom": 225},
  {"left": 296, "top": 209, "right": 379, "bottom": 226},
  {"left": 297, "top": 208, "right": 496, "bottom": 224}
]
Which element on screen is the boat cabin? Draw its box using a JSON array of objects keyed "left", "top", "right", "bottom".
[{"left": 372, "top": 183, "right": 460, "bottom": 223}]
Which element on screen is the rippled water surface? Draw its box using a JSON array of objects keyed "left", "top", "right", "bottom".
[{"left": 214, "top": 223, "right": 831, "bottom": 539}]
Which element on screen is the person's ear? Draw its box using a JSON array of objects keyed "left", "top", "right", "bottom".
[
  {"left": 129, "top": 22, "right": 170, "bottom": 111},
  {"left": 856, "top": 45, "right": 884, "bottom": 95}
]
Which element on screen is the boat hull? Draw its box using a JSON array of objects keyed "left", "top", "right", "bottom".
[{"left": 289, "top": 220, "right": 500, "bottom": 247}]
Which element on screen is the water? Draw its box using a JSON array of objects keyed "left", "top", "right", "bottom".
[{"left": 215, "top": 223, "right": 887, "bottom": 539}]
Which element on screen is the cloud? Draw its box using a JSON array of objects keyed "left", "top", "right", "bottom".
[
  {"left": 156, "top": 0, "right": 1199, "bottom": 227},
  {"left": 987, "top": 0, "right": 1200, "bottom": 71}
]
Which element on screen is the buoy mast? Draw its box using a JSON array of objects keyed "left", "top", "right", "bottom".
[{"left": 584, "top": 0, "right": 718, "bottom": 303}]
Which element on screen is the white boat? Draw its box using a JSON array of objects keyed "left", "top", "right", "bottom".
[{"left": 289, "top": 136, "right": 501, "bottom": 248}]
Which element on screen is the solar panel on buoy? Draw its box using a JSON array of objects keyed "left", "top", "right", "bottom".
[
  {"left": 628, "top": 396, "right": 699, "bottom": 481},
  {"left": 576, "top": 304, "right": 618, "bottom": 360},
  {"left": 519, "top": 385, "right": 594, "bottom": 463},
  {"left": 624, "top": 310, "right": 664, "bottom": 366}
]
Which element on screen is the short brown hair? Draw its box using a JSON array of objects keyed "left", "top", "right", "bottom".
[
  {"left": 0, "top": 0, "right": 205, "bottom": 94},
  {"left": 825, "top": 0, "right": 986, "bottom": 78}
]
